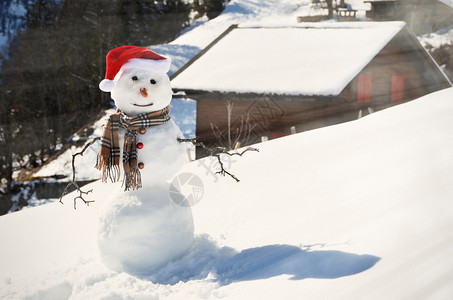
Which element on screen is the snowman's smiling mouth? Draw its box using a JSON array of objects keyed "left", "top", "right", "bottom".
[{"left": 133, "top": 103, "right": 154, "bottom": 107}]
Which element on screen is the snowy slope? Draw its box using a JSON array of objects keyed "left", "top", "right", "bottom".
[{"left": 1, "top": 87, "right": 453, "bottom": 299}]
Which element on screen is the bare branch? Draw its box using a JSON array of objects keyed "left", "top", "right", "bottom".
[
  {"left": 71, "top": 137, "right": 100, "bottom": 181},
  {"left": 226, "top": 101, "right": 233, "bottom": 149},
  {"left": 210, "top": 122, "right": 225, "bottom": 148},
  {"left": 210, "top": 101, "right": 256, "bottom": 151},
  {"left": 215, "top": 154, "right": 239, "bottom": 182},
  {"left": 178, "top": 137, "right": 258, "bottom": 182},
  {"left": 59, "top": 181, "right": 94, "bottom": 209},
  {"left": 60, "top": 137, "right": 100, "bottom": 209},
  {"left": 70, "top": 72, "right": 91, "bottom": 83}
]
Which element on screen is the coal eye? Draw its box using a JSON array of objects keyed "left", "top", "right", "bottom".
[
  {"left": 150, "top": 79, "right": 156, "bottom": 84},
  {"left": 132, "top": 76, "right": 138, "bottom": 81}
]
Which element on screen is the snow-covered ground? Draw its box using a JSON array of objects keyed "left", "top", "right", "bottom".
[
  {"left": 420, "top": 26, "right": 453, "bottom": 48},
  {"left": 1, "top": 86, "right": 453, "bottom": 299},
  {"left": 2, "top": 0, "right": 453, "bottom": 299}
]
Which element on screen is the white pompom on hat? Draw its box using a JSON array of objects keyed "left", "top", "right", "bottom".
[{"left": 99, "top": 45, "right": 171, "bottom": 92}]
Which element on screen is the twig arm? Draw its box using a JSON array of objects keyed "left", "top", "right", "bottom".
[
  {"left": 71, "top": 137, "right": 100, "bottom": 181},
  {"left": 177, "top": 137, "right": 258, "bottom": 182},
  {"left": 60, "top": 137, "right": 100, "bottom": 209}
]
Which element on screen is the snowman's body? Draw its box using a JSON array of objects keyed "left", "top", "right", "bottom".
[
  {"left": 117, "top": 119, "right": 187, "bottom": 187},
  {"left": 97, "top": 50, "right": 194, "bottom": 275}
]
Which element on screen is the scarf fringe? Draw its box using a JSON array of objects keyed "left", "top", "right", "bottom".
[
  {"left": 96, "top": 154, "right": 120, "bottom": 183},
  {"left": 96, "top": 152, "right": 140, "bottom": 191},
  {"left": 122, "top": 168, "right": 142, "bottom": 191}
]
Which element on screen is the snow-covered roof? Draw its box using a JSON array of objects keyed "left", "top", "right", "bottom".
[
  {"left": 439, "top": 0, "right": 453, "bottom": 8},
  {"left": 171, "top": 22, "right": 406, "bottom": 96},
  {"left": 363, "top": 0, "right": 396, "bottom": 2}
]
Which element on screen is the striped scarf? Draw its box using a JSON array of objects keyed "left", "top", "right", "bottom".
[{"left": 96, "top": 106, "right": 170, "bottom": 191}]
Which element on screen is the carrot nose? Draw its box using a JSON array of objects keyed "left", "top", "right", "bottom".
[{"left": 140, "top": 88, "right": 148, "bottom": 98}]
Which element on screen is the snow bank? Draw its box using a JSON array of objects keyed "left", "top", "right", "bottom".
[
  {"left": 1, "top": 87, "right": 453, "bottom": 299},
  {"left": 419, "top": 25, "right": 453, "bottom": 49}
]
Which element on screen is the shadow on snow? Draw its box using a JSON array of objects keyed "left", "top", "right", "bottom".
[{"left": 147, "top": 236, "right": 380, "bottom": 285}]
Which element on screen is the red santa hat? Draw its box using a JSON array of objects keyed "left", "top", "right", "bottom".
[{"left": 99, "top": 45, "right": 171, "bottom": 92}]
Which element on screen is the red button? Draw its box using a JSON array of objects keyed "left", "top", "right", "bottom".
[{"left": 137, "top": 142, "right": 144, "bottom": 149}]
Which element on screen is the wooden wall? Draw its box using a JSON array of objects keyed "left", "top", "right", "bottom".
[
  {"left": 340, "top": 28, "right": 450, "bottom": 109},
  {"left": 195, "top": 96, "right": 360, "bottom": 157}
]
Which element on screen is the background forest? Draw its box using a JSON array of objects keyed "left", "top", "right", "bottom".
[{"left": 0, "top": 0, "right": 226, "bottom": 214}]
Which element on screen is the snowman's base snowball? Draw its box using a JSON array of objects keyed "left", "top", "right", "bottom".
[{"left": 98, "top": 184, "right": 194, "bottom": 275}]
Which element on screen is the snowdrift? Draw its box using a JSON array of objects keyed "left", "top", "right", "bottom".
[{"left": 1, "top": 87, "right": 453, "bottom": 299}]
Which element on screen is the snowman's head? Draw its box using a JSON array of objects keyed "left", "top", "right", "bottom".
[
  {"left": 111, "top": 64, "right": 172, "bottom": 116},
  {"left": 99, "top": 46, "right": 173, "bottom": 116}
]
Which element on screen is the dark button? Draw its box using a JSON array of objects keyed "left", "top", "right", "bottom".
[
  {"left": 139, "top": 127, "right": 146, "bottom": 134},
  {"left": 138, "top": 162, "right": 144, "bottom": 169},
  {"left": 137, "top": 142, "right": 144, "bottom": 149}
]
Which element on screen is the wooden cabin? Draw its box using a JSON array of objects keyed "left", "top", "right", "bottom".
[
  {"left": 170, "top": 23, "right": 452, "bottom": 158},
  {"left": 365, "top": 0, "right": 399, "bottom": 20},
  {"left": 365, "top": 0, "right": 453, "bottom": 33}
]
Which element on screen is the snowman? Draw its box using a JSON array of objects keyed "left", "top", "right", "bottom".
[{"left": 96, "top": 45, "right": 194, "bottom": 275}]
